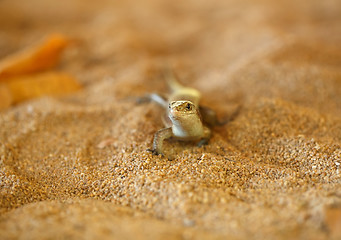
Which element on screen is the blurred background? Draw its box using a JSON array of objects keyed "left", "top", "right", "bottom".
[{"left": 1, "top": 0, "right": 340, "bottom": 113}]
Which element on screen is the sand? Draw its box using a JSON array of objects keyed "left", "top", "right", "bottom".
[{"left": 0, "top": 0, "right": 340, "bottom": 239}]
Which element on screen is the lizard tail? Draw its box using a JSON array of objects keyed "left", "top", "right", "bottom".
[{"left": 162, "top": 68, "right": 185, "bottom": 92}]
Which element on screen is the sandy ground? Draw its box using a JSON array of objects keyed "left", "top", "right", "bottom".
[{"left": 0, "top": 0, "right": 341, "bottom": 239}]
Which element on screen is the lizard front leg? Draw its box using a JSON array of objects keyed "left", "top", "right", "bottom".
[
  {"left": 199, "top": 105, "right": 242, "bottom": 126},
  {"left": 199, "top": 106, "right": 221, "bottom": 127},
  {"left": 150, "top": 127, "right": 173, "bottom": 156},
  {"left": 197, "top": 126, "right": 211, "bottom": 147}
]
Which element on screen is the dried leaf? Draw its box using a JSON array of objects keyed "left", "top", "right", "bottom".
[
  {"left": 0, "top": 34, "right": 70, "bottom": 80},
  {"left": 0, "top": 83, "right": 12, "bottom": 110},
  {"left": 325, "top": 206, "right": 341, "bottom": 239},
  {"left": 6, "top": 71, "right": 82, "bottom": 104}
]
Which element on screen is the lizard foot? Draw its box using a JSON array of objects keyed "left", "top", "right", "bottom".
[
  {"left": 146, "top": 148, "right": 164, "bottom": 157},
  {"left": 197, "top": 139, "right": 209, "bottom": 147},
  {"left": 136, "top": 96, "right": 150, "bottom": 104}
]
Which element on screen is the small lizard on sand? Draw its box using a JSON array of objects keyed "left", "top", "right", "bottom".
[{"left": 139, "top": 70, "right": 230, "bottom": 157}]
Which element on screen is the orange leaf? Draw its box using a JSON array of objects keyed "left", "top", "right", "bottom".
[
  {"left": 0, "top": 34, "right": 70, "bottom": 80},
  {"left": 5, "top": 71, "right": 82, "bottom": 104},
  {"left": 0, "top": 83, "right": 12, "bottom": 110},
  {"left": 325, "top": 206, "right": 341, "bottom": 239}
]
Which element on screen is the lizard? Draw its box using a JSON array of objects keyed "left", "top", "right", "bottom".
[{"left": 139, "top": 70, "right": 230, "bottom": 157}]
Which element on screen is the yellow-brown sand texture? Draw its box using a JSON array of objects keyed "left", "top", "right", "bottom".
[{"left": 0, "top": 0, "right": 340, "bottom": 239}]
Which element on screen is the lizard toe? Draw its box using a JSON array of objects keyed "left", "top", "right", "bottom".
[
  {"left": 147, "top": 148, "right": 163, "bottom": 157},
  {"left": 197, "top": 139, "right": 209, "bottom": 147}
]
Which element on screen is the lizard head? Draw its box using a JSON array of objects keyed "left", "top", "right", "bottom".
[
  {"left": 168, "top": 101, "right": 204, "bottom": 136},
  {"left": 168, "top": 101, "right": 198, "bottom": 120}
]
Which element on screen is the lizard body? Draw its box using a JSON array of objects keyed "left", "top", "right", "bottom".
[{"left": 140, "top": 71, "right": 223, "bottom": 157}]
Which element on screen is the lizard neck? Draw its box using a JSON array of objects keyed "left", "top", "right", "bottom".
[{"left": 171, "top": 114, "right": 204, "bottom": 138}]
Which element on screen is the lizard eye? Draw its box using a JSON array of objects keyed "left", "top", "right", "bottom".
[{"left": 186, "top": 103, "right": 191, "bottom": 110}]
